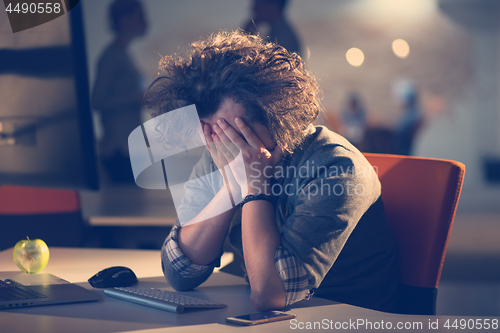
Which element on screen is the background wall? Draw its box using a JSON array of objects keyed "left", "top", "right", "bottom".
[{"left": 81, "top": 0, "right": 500, "bottom": 212}]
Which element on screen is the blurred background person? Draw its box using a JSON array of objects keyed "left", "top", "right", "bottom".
[
  {"left": 243, "top": 0, "right": 301, "bottom": 55},
  {"left": 394, "top": 88, "right": 423, "bottom": 155},
  {"left": 91, "top": 0, "right": 148, "bottom": 183},
  {"left": 339, "top": 92, "right": 367, "bottom": 149}
]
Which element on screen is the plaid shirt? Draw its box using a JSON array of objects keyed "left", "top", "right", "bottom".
[{"left": 163, "top": 223, "right": 313, "bottom": 305}]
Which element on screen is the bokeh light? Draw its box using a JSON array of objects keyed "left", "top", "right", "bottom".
[
  {"left": 346, "top": 48, "right": 365, "bottom": 67},
  {"left": 392, "top": 39, "right": 410, "bottom": 58}
]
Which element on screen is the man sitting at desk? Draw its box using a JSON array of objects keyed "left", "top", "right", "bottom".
[{"left": 146, "top": 30, "right": 400, "bottom": 313}]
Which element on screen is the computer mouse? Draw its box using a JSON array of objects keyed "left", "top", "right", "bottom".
[{"left": 88, "top": 266, "right": 138, "bottom": 288}]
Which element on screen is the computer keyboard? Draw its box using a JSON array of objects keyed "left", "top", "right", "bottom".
[
  {"left": 0, "top": 279, "right": 47, "bottom": 302},
  {"left": 104, "top": 286, "right": 227, "bottom": 314}
]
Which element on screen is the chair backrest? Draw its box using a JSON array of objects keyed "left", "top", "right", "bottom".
[
  {"left": 363, "top": 153, "right": 465, "bottom": 314},
  {"left": 0, "top": 186, "right": 82, "bottom": 249},
  {"left": 0, "top": 185, "right": 80, "bottom": 215}
]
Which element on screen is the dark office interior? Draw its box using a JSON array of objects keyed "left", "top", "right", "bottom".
[{"left": 1, "top": 0, "right": 500, "bottom": 318}]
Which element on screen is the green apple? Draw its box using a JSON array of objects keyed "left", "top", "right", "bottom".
[{"left": 13, "top": 237, "right": 50, "bottom": 274}]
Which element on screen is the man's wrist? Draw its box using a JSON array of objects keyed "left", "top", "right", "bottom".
[
  {"left": 238, "top": 193, "right": 274, "bottom": 208},
  {"left": 247, "top": 178, "right": 271, "bottom": 195}
]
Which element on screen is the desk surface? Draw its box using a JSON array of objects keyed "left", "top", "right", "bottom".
[{"left": 0, "top": 248, "right": 488, "bottom": 333}]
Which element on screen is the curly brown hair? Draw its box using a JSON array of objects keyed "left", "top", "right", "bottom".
[{"left": 144, "top": 29, "right": 322, "bottom": 154}]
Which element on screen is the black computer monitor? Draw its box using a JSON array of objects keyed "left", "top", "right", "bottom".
[{"left": 0, "top": 3, "right": 99, "bottom": 190}]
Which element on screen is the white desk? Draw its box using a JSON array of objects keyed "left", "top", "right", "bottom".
[{"left": 0, "top": 248, "right": 490, "bottom": 333}]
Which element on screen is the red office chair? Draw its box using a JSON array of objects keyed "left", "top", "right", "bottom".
[
  {"left": 0, "top": 186, "right": 83, "bottom": 249},
  {"left": 363, "top": 153, "right": 465, "bottom": 315}
]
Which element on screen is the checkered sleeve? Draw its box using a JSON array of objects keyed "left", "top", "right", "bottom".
[
  {"left": 163, "top": 224, "right": 212, "bottom": 278},
  {"left": 275, "top": 245, "right": 314, "bottom": 306}
]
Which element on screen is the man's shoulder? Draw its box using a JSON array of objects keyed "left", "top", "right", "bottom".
[
  {"left": 297, "top": 126, "right": 366, "bottom": 166},
  {"left": 308, "top": 126, "right": 353, "bottom": 147},
  {"left": 290, "top": 126, "right": 379, "bottom": 190}
]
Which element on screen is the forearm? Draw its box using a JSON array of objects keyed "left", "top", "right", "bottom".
[
  {"left": 205, "top": 114, "right": 287, "bottom": 309},
  {"left": 241, "top": 200, "right": 286, "bottom": 311},
  {"left": 178, "top": 187, "right": 236, "bottom": 265},
  {"left": 161, "top": 231, "right": 214, "bottom": 291}
]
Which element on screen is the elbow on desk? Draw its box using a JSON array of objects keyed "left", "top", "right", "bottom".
[
  {"left": 166, "top": 277, "right": 193, "bottom": 292},
  {"left": 250, "top": 289, "right": 287, "bottom": 312},
  {"left": 161, "top": 258, "right": 212, "bottom": 291},
  {"left": 162, "top": 267, "right": 195, "bottom": 292}
]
